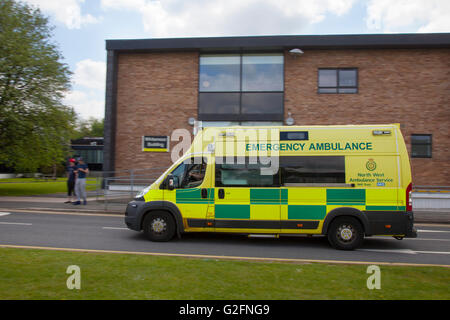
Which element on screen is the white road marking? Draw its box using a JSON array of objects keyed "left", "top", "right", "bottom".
[
  {"left": 0, "top": 212, "right": 11, "bottom": 216},
  {"left": 414, "top": 251, "right": 450, "bottom": 255},
  {"left": 359, "top": 248, "right": 450, "bottom": 255},
  {"left": 417, "top": 229, "right": 450, "bottom": 233},
  {"left": 102, "top": 227, "right": 128, "bottom": 230},
  {"left": 359, "top": 249, "right": 417, "bottom": 254},
  {"left": 371, "top": 237, "right": 450, "bottom": 242},
  {"left": 0, "top": 208, "right": 124, "bottom": 217},
  {"left": 416, "top": 223, "right": 450, "bottom": 228},
  {"left": 0, "top": 222, "right": 32, "bottom": 226}
]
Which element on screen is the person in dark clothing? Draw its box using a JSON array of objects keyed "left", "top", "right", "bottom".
[
  {"left": 73, "top": 157, "right": 89, "bottom": 205},
  {"left": 65, "top": 158, "right": 77, "bottom": 203}
]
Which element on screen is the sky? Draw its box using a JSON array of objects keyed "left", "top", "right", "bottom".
[{"left": 21, "top": 0, "right": 450, "bottom": 121}]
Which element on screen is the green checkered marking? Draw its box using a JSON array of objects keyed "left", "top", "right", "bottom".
[
  {"left": 176, "top": 188, "right": 214, "bottom": 204},
  {"left": 215, "top": 205, "right": 250, "bottom": 219},
  {"left": 250, "top": 189, "right": 281, "bottom": 205},
  {"left": 281, "top": 189, "right": 288, "bottom": 205},
  {"left": 327, "top": 189, "right": 366, "bottom": 206},
  {"left": 288, "top": 205, "right": 327, "bottom": 220},
  {"left": 365, "top": 206, "right": 406, "bottom": 211}
]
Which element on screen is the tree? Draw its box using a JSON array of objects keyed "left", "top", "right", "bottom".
[
  {"left": 0, "top": 0, "right": 75, "bottom": 173},
  {"left": 73, "top": 117, "right": 104, "bottom": 140}
]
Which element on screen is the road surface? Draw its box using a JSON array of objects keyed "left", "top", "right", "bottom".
[{"left": 0, "top": 210, "right": 449, "bottom": 266}]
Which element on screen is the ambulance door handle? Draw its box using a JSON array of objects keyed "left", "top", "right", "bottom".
[
  {"left": 201, "top": 188, "right": 208, "bottom": 199},
  {"left": 218, "top": 189, "right": 225, "bottom": 199}
]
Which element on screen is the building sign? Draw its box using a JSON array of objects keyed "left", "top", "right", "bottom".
[{"left": 142, "top": 136, "right": 170, "bottom": 152}]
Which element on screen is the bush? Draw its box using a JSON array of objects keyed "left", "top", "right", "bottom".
[{"left": 39, "top": 164, "right": 67, "bottom": 177}]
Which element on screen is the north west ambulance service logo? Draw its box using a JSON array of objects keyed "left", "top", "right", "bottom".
[{"left": 366, "top": 159, "right": 377, "bottom": 171}]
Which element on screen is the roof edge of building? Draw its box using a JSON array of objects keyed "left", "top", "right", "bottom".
[{"left": 106, "top": 33, "right": 450, "bottom": 52}]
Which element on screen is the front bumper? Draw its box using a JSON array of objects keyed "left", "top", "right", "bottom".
[{"left": 124, "top": 200, "right": 146, "bottom": 231}]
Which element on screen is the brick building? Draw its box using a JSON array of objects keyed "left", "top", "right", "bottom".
[{"left": 104, "top": 33, "right": 450, "bottom": 186}]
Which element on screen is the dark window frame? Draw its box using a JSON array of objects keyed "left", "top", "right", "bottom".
[
  {"left": 280, "top": 156, "right": 346, "bottom": 185},
  {"left": 411, "top": 134, "right": 432, "bottom": 158},
  {"left": 280, "top": 131, "right": 309, "bottom": 141},
  {"left": 160, "top": 157, "right": 207, "bottom": 189},
  {"left": 317, "top": 68, "right": 358, "bottom": 94},
  {"left": 213, "top": 156, "right": 347, "bottom": 187},
  {"left": 198, "top": 53, "right": 284, "bottom": 121},
  {"left": 215, "top": 157, "right": 281, "bottom": 188}
]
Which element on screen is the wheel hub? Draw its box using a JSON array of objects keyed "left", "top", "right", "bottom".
[
  {"left": 151, "top": 218, "right": 166, "bottom": 233},
  {"left": 338, "top": 224, "right": 354, "bottom": 242},
  {"left": 340, "top": 228, "right": 352, "bottom": 240}
]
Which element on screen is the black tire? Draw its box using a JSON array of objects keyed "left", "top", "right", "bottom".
[
  {"left": 327, "top": 216, "right": 364, "bottom": 250},
  {"left": 142, "top": 211, "right": 176, "bottom": 242}
]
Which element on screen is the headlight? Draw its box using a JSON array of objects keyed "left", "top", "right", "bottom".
[{"left": 135, "top": 185, "right": 151, "bottom": 199}]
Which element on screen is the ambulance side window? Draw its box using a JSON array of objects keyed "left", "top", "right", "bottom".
[
  {"left": 281, "top": 156, "right": 345, "bottom": 184},
  {"left": 182, "top": 159, "right": 207, "bottom": 188},
  {"left": 168, "top": 162, "right": 186, "bottom": 188},
  {"left": 215, "top": 157, "right": 280, "bottom": 187},
  {"left": 163, "top": 157, "right": 207, "bottom": 189}
]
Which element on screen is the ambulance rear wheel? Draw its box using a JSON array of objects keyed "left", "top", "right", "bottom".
[
  {"left": 143, "top": 211, "right": 176, "bottom": 242},
  {"left": 327, "top": 216, "right": 364, "bottom": 250}
]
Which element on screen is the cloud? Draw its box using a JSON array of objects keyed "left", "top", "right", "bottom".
[
  {"left": 73, "top": 59, "right": 106, "bottom": 90},
  {"left": 23, "top": 0, "right": 99, "bottom": 29},
  {"left": 64, "top": 90, "right": 104, "bottom": 120},
  {"left": 100, "top": 0, "right": 356, "bottom": 37},
  {"left": 64, "top": 59, "right": 106, "bottom": 120},
  {"left": 366, "top": 0, "right": 450, "bottom": 33}
]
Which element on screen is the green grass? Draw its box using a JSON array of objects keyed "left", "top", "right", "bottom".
[
  {"left": 0, "top": 178, "right": 98, "bottom": 196},
  {"left": 0, "top": 248, "right": 448, "bottom": 300},
  {"left": 0, "top": 178, "right": 67, "bottom": 183}
]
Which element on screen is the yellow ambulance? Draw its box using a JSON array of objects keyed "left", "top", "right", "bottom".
[{"left": 125, "top": 124, "right": 417, "bottom": 250}]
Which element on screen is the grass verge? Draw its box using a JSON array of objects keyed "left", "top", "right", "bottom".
[
  {"left": 0, "top": 178, "right": 67, "bottom": 183},
  {"left": 0, "top": 247, "right": 448, "bottom": 300},
  {"left": 0, "top": 178, "right": 98, "bottom": 196}
]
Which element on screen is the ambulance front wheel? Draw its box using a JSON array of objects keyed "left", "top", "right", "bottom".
[
  {"left": 327, "top": 216, "right": 364, "bottom": 250},
  {"left": 143, "top": 211, "right": 176, "bottom": 242}
]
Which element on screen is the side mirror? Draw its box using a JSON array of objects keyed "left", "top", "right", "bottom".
[{"left": 167, "top": 174, "right": 175, "bottom": 190}]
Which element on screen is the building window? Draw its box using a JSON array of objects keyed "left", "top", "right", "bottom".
[
  {"left": 318, "top": 68, "right": 358, "bottom": 94},
  {"left": 242, "top": 54, "right": 284, "bottom": 91},
  {"left": 199, "top": 55, "right": 240, "bottom": 92},
  {"left": 411, "top": 134, "right": 432, "bottom": 158},
  {"left": 199, "top": 53, "right": 284, "bottom": 121}
]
